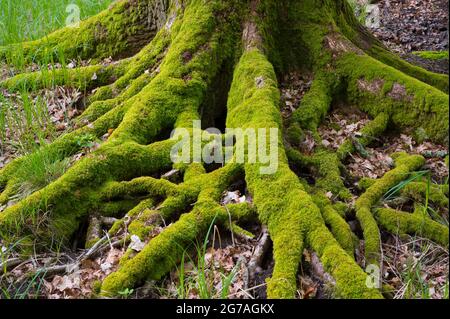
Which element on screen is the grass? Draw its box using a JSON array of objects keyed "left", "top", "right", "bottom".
[
  {"left": 175, "top": 216, "right": 241, "bottom": 299},
  {"left": 0, "top": 0, "right": 112, "bottom": 71},
  {"left": 393, "top": 238, "right": 449, "bottom": 299},
  {"left": 0, "top": 0, "right": 110, "bottom": 159},
  {"left": 383, "top": 170, "right": 449, "bottom": 225},
  {"left": 382, "top": 172, "right": 449, "bottom": 299},
  {"left": 0, "top": 237, "right": 47, "bottom": 299},
  {"left": 0, "top": 91, "right": 57, "bottom": 156},
  {"left": 0, "top": 1, "right": 101, "bottom": 265},
  {"left": 383, "top": 170, "right": 430, "bottom": 201},
  {"left": 13, "top": 149, "right": 71, "bottom": 200},
  {"left": 1, "top": 270, "right": 47, "bottom": 299},
  {"left": 0, "top": 0, "right": 112, "bottom": 46}
]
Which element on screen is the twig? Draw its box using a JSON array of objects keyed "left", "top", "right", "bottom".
[
  {"left": 224, "top": 205, "right": 235, "bottom": 247},
  {"left": 226, "top": 283, "right": 267, "bottom": 298},
  {"left": 248, "top": 227, "right": 270, "bottom": 284}
]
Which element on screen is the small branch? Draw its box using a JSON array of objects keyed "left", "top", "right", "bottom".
[{"left": 248, "top": 227, "right": 271, "bottom": 284}]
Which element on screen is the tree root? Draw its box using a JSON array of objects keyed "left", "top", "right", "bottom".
[
  {"left": 0, "top": 60, "right": 128, "bottom": 92},
  {"left": 337, "top": 53, "right": 449, "bottom": 144},
  {"left": 375, "top": 208, "right": 449, "bottom": 246},
  {"left": 355, "top": 153, "right": 426, "bottom": 265},
  {"left": 313, "top": 194, "right": 355, "bottom": 256},
  {"left": 401, "top": 182, "right": 449, "bottom": 210}
]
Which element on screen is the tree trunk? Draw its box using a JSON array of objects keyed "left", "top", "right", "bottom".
[{"left": 0, "top": 0, "right": 448, "bottom": 299}]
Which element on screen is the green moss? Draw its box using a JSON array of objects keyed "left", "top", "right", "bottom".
[
  {"left": 230, "top": 223, "right": 255, "bottom": 239},
  {"left": 366, "top": 46, "right": 448, "bottom": 93},
  {"left": 127, "top": 210, "right": 159, "bottom": 239},
  {"left": 313, "top": 151, "right": 352, "bottom": 200},
  {"left": 106, "top": 0, "right": 239, "bottom": 145},
  {"left": 101, "top": 211, "right": 201, "bottom": 295},
  {"left": 100, "top": 163, "right": 243, "bottom": 296},
  {"left": 0, "top": 61, "right": 127, "bottom": 92},
  {"left": 375, "top": 208, "right": 449, "bottom": 246},
  {"left": 226, "top": 49, "right": 304, "bottom": 298},
  {"left": 101, "top": 177, "right": 178, "bottom": 201},
  {"left": 313, "top": 193, "right": 354, "bottom": 255},
  {"left": 79, "top": 30, "right": 171, "bottom": 124},
  {"left": 0, "top": 140, "right": 175, "bottom": 247},
  {"left": 355, "top": 152, "right": 425, "bottom": 264},
  {"left": 332, "top": 201, "right": 349, "bottom": 218},
  {"left": 85, "top": 216, "right": 101, "bottom": 249},
  {"left": 286, "top": 123, "right": 305, "bottom": 146},
  {"left": 332, "top": 0, "right": 449, "bottom": 93},
  {"left": 413, "top": 51, "right": 449, "bottom": 61},
  {"left": 108, "top": 198, "right": 155, "bottom": 235},
  {"left": 225, "top": 202, "right": 257, "bottom": 222},
  {"left": 358, "top": 177, "right": 377, "bottom": 191},
  {"left": 291, "top": 73, "right": 334, "bottom": 131},
  {"left": 98, "top": 200, "right": 140, "bottom": 217},
  {"left": 287, "top": 148, "right": 352, "bottom": 201},
  {"left": 226, "top": 48, "right": 381, "bottom": 299},
  {"left": 0, "top": 0, "right": 242, "bottom": 247},
  {"left": 412, "top": 127, "right": 429, "bottom": 144},
  {"left": 401, "top": 182, "right": 449, "bottom": 209},
  {"left": 2, "top": 0, "right": 443, "bottom": 300},
  {"left": 92, "top": 280, "right": 103, "bottom": 295},
  {"left": 338, "top": 53, "right": 449, "bottom": 144},
  {"left": 309, "top": 223, "right": 382, "bottom": 299},
  {"left": 1, "top": 0, "right": 171, "bottom": 64}
]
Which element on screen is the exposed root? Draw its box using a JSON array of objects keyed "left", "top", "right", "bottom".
[
  {"left": 338, "top": 54, "right": 449, "bottom": 144},
  {"left": 401, "top": 182, "right": 449, "bottom": 210},
  {"left": 0, "top": 60, "right": 128, "bottom": 92},
  {"left": 290, "top": 72, "right": 334, "bottom": 132},
  {"left": 355, "top": 153, "right": 426, "bottom": 265},
  {"left": 375, "top": 208, "right": 449, "bottom": 246},
  {"left": 313, "top": 194, "right": 355, "bottom": 256},
  {"left": 100, "top": 164, "right": 245, "bottom": 295}
]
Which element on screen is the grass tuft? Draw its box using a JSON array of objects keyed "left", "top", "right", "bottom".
[{"left": 0, "top": 0, "right": 112, "bottom": 46}]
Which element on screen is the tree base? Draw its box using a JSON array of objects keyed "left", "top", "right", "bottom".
[{"left": 0, "top": 0, "right": 448, "bottom": 299}]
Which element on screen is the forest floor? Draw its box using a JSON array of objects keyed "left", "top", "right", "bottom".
[
  {"left": 365, "top": 0, "right": 449, "bottom": 74},
  {"left": 0, "top": 0, "right": 448, "bottom": 299}
]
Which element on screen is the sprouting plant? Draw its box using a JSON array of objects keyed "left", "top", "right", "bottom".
[
  {"left": 75, "top": 133, "right": 97, "bottom": 149},
  {"left": 118, "top": 288, "right": 134, "bottom": 299},
  {"left": 444, "top": 281, "right": 449, "bottom": 299},
  {"left": 220, "top": 260, "right": 240, "bottom": 299},
  {"left": 175, "top": 214, "right": 240, "bottom": 299}
]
